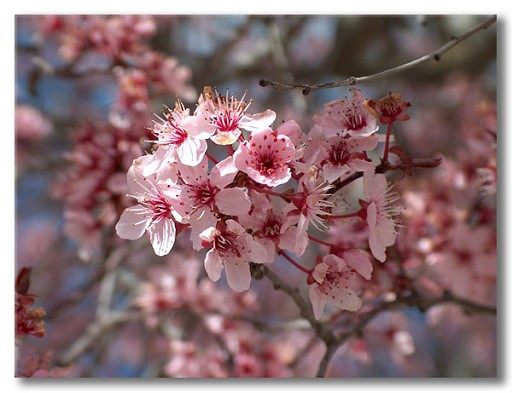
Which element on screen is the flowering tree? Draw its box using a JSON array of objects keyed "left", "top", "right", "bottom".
[{"left": 15, "top": 15, "right": 497, "bottom": 378}]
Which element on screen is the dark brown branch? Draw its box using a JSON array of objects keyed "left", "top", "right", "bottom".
[
  {"left": 261, "top": 258, "right": 495, "bottom": 377},
  {"left": 259, "top": 265, "right": 337, "bottom": 345},
  {"left": 336, "top": 291, "right": 496, "bottom": 346},
  {"left": 334, "top": 157, "right": 443, "bottom": 192},
  {"left": 259, "top": 16, "right": 497, "bottom": 95}
]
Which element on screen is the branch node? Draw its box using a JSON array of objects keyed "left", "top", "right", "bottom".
[{"left": 258, "top": 79, "right": 269, "bottom": 87}]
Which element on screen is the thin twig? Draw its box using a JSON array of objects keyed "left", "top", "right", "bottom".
[
  {"left": 259, "top": 16, "right": 497, "bottom": 95},
  {"left": 334, "top": 157, "right": 443, "bottom": 192},
  {"left": 58, "top": 310, "right": 141, "bottom": 365}
]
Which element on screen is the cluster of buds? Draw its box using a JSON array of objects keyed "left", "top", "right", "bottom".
[{"left": 116, "top": 87, "right": 412, "bottom": 320}]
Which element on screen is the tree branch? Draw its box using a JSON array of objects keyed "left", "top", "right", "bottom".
[
  {"left": 333, "top": 157, "right": 443, "bottom": 192},
  {"left": 259, "top": 16, "right": 497, "bottom": 95}
]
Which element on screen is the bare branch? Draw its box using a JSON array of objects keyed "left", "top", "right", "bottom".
[
  {"left": 58, "top": 310, "right": 141, "bottom": 365},
  {"left": 334, "top": 157, "right": 443, "bottom": 192},
  {"left": 259, "top": 16, "right": 497, "bottom": 95}
]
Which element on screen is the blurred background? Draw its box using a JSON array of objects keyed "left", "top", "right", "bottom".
[{"left": 15, "top": 15, "right": 496, "bottom": 377}]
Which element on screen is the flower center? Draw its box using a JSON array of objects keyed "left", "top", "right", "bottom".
[
  {"left": 213, "top": 110, "right": 241, "bottom": 132},
  {"left": 154, "top": 114, "right": 189, "bottom": 146},
  {"left": 166, "top": 126, "right": 188, "bottom": 145},
  {"left": 190, "top": 181, "right": 218, "bottom": 208},
  {"left": 329, "top": 141, "right": 351, "bottom": 165},
  {"left": 380, "top": 100, "right": 403, "bottom": 118},
  {"left": 255, "top": 153, "right": 279, "bottom": 176},
  {"left": 213, "top": 232, "right": 241, "bottom": 257},
  {"left": 343, "top": 108, "right": 367, "bottom": 131},
  {"left": 145, "top": 194, "right": 172, "bottom": 223},
  {"left": 263, "top": 217, "right": 282, "bottom": 239}
]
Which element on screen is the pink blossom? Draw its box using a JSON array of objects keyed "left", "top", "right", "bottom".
[
  {"left": 16, "top": 105, "right": 52, "bottom": 141},
  {"left": 319, "top": 134, "right": 378, "bottom": 182},
  {"left": 172, "top": 156, "right": 251, "bottom": 250},
  {"left": 200, "top": 220, "right": 271, "bottom": 292},
  {"left": 291, "top": 167, "right": 334, "bottom": 231},
  {"left": 239, "top": 191, "right": 309, "bottom": 259},
  {"left": 144, "top": 101, "right": 213, "bottom": 173},
  {"left": 115, "top": 155, "right": 183, "bottom": 256},
  {"left": 308, "top": 254, "right": 363, "bottom": 320},
  {"left": 234, "top": 127, "right": 295, "bottom": 187},
  {"left": 186, "top": 89, "right": 276, "bottom": 145},
  {"left": 362, "top": 170, "right": 401, "bottom": 262},
  {"left": 313, "top": 89, "right": 378, "bottom": 137}
]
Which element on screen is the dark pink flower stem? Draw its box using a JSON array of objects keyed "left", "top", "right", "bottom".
[
  {"left": 308, "top": 234, "right": 336, "bottom": 248},
  {"left": 382, "top": 120, "right": 395, "bottom": 163},
  {"left": 206, "top": 152, "right": 219, "bottom": 164},
  {"left": 278, "top": 250, "right": 313, "bottom": 275}
]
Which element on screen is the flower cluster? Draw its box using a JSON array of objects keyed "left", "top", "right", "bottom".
[
  {"left": 135, "top": 252, "right": 301, "bottom": 377},
  {"left": 53, "top": 121, "right": 147, "bottom": 260},
  {"left": 16, "top": 267, "right": 45, "bottom": 338},
  {"left": 116, "top": 88, "right": 409, "bottom": 320}
]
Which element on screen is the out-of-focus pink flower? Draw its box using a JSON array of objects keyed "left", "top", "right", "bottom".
[
  {"left": 115, "top": 155, "right": 183, "bottom": 256},
  {"left": 308, "top": 254, "right": 363, "bottom": 319},
  {"left": 17, "top": 349, "right": 76, "bottom": 378},
  {"left": 114, "top": 68, "right": 149, "bottom": 114},
  {"left": 165, "top": 341, "right": 228, "bottom": 378},
  {"left": 15, "top": 268, "right": 45, "bottom": 338},
  {"left": 200, "top": 219, "right": 271, "bottom": 292},
  {"left": 362, "top": 170, "right": 400, "bottom": 262},
  {"left": 140, "top": 52, "right": 197, "bottom": 101},
  {"left": 234, "top": 127, "right": 295, "bottom": 187},
  {"left": 16, "top": 105, "right": 52, "bottom": 141}
]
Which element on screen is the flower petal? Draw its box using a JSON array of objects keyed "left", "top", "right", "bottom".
[
  {"left": 204, "top": 249, "right": 223, "bottom": 282},
  {"left": 177, "top": 138, "right": 207, "bottom": 166},
  {"left": 224, "top": 259, "right": 251, "bottom": 292},
  {"left": 329, "top": 287, "right": 363, "bottom": 312},
  {"left": 210, "top": 156, "right": 238, "bottom": 188},
  {"left": 241, "top": 109, "right": 276, "bottom": 132},
  {"left": 309, "top": 285, "right": 327, "bottom": 320},
  {"left": 115, "top": 205, "right": 151, "bottom": 240},
  {"left": 343, "top": 249, "right": 373, "bottom": 280},
  {"left": 215, "top": 188, "right": 251, "bottom": 216},
  {"left": 148, "top": 219, "right": 176, "bottom": 256}
]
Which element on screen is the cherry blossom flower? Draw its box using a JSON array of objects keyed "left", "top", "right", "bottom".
[
  {"left": 115, "top": 155, "right": 183, "bottom": 256},
  {"left": 290, "top": 167, "right": 334, "bottom": 231},
  {"left": 362, "top": 170, "right": 401, "bottom": 262},
  {"left": 239, "top": 191, "right": 309, "bottom": 259},
  {"left": 200, "top": 220, "right": 271, "bottom": 292},
  {"left": 233, "top": 127, "right": 295, "bottom": 187},
  {"left": 172, "top": 156, "right": 251, "bottom": 250},
  {"left": 366, "top": 92, "right": 411, "bottom": 124},
  {"left": 322, "top": 220, "right": 374, "bottom": 280},
  {"left": 308, "top": 254, "right": 363, "bottom": 320},
  {"left": 144, "top": 101, "right": 214, "bottom": 174},
  {"left": 313, "top": 89, "right": 378, "bottom": 137},
  {"left": 319, "top": 134, "right": 378, "bottom": 183},
  {"left": 16, "top": 105, "right": 52, "bottom": 141},
  {"left": 186, "top": 88, "right": 276, "bottom": 145}
]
